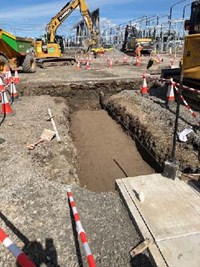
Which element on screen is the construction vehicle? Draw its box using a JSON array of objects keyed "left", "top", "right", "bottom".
[
  {"left": 182, "top": 1, "right": 200, "bottom": 82},
  {"left": 35, "top": 0, "right": 98, "bottom": 67},
  {"left": 91, "top": 45, "right": 113, "bottom": 56},
  {"left": 121, "top": 25, "right": 153, "bottom": 56},
  {"left": 0, "top": 29, "right": 36, "bottom": 73},
  {"left": 161, "top": 1, "right": 200, "bottom": 100}
]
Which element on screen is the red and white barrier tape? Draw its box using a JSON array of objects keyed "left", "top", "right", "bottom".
[
  {"left": 174, "top": 86, "right": 200, "bottom": 126},
  {"left": 147, "top": 74, "right": 200, "bottom": 95},
  {"left": 67, "top": 188, "right": 96, "bottom": 267},
  {"left": 175, "top": 81, "right": 200, "bottom": 95},
  {"left": 0, "top": 228, "right": 36, "bottom": 267},
  {"left": 145, "top": 75, "right": 200, "bottom": 125}
]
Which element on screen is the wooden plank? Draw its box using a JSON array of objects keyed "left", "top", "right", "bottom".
[{"left": 130, "top": 238, "right": 152, "bottom": 258}]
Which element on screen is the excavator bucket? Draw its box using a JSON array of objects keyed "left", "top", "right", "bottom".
[
  {"left": 147, "top": 59, "right": 154, "bottom": 70},
  {"left": 146, "top": 55, "right": 161, "bottom": 71}
]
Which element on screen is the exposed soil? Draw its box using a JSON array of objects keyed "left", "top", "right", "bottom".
[{"left": 71, "top": 110, "right": 154, "bottom": 192}]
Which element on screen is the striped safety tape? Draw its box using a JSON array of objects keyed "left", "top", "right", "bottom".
[
  {"left": 174, "top": 86, "right": 200, "bottom": 126},
  {"left": 175, "top": 81, "right": 200, "bottom": 95},
  {"left": 147, "top": 75, "right": 200, "bottom": 96},
  {"left": 67, "top": 188, "right": 96, "bottom": 267},
  {"left": 145, "top": 75, "right": 200, "bottom": 125},
  {"left": 0, "top": 228, "right": 36, "bottom": 267}
]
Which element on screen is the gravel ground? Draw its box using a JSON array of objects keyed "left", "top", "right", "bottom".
[
  {"left": 0, "top": 95, "right": 144, "bottom": 267},
  {"left": 18, "top": 48, "right": 176, "bottom": 84}
]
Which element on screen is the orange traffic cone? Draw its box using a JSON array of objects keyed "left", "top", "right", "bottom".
[
  {"left": 135, "top": 57, "right": 141, "bottom": 67},
  {"left": 10, "top": 82, "right": 19, "bottom": 102},
  {"left": 141, "top": 74, "right": 148, "bottom": 96},
  {"left": 0, "top": 90, "right": 14, "bottom": 115},
  {"left": 108, "top": 58, "right": 113, "bottom": 68},
  {"left": 14, "top": 69, "right": 20, "bottom": 84},
  {"left": 165, "top": 78, "right": 175, "bottom": 107},
  {"left": 4, "top": 66, "right": 12, "bottom": 84},
  {"left": 85, "top": 60, "right": 91, "bottom": 70},
  {"left": 170, "top": 57, "right": 175, "bottom": 69},
  {"left": 0, "top": 78, "right": 4, "bottom": 102},
  {"left": 0, "top": 77, "right": 4, "bottom": 92},
  {"left": 123, "top": 56, "right": 128, "bottom": 64}
]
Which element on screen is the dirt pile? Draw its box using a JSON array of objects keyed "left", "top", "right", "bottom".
[{"left": 103, "top": 89, "right": 200, "bottom": 171}]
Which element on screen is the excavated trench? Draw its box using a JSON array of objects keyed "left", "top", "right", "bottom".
[
  {"left": 20, "top": 80, "right": 187, "bottom": 192},
  {"left": 66, "top": 88, "right": 161, "bottom": 192},
  {"left": 20, "top": 80, "right": 163, "bottom": 192}
]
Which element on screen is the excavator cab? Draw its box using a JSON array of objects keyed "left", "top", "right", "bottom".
[
  {"left": 183, "top": 1, "right": 200, "bottom": 80},
  {"left": 188, "top": 1, "right": 200, "bottom": 34},
  {"left": 55, "top": 35, "right": 65, "bottom": 53}
]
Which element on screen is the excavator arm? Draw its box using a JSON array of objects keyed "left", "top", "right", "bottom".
[
  {"left": 79, "top": 0, "right": 98, "bottom": 47},
  {"left": 47, "top": 0, "right": 98, "bottom": 47}
]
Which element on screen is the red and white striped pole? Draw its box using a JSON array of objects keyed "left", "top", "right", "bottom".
[
  {"left": 0, "top": 228, "right": 36, "bottom": 267},
  {"left": 67, "top": 188, "right": 96, "bottom": 267},
  {"left": 174, "top": 86, "right": 200, "bottom": 126}
]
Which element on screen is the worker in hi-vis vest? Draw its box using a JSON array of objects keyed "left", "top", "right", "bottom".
[{"left": 135, "top": 43, "right": 143, "bottom": 66}]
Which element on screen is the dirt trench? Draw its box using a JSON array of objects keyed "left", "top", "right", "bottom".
[
  {"left": 18, "top": 80, "right": 171, "bottom": 192},
  {"left": 71, "top": 109, "right": 154, "bottom": 192},
  {"left": 65, "top": 88, "right": 156, "bottom": 192}
]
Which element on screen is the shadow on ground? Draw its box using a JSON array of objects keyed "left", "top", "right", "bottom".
[{"left": 0, "top": 212, "right": 60, "bottom": 267}]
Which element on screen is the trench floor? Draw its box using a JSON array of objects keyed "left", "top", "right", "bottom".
[{"left": 71, "top": 109, "right": 154, "bottom": 192}]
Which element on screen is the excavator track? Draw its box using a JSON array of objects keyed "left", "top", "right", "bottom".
[{"left": 36, "top": 57, "right": 76, "bottom": 68}]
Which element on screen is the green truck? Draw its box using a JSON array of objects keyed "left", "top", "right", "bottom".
[{"left": 0, "top": 29, "right": 36, "bottom": 73}]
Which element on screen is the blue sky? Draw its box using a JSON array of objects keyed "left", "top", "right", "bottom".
[{"left": 0, "top": 0, "right": 192, "bottom": 37}]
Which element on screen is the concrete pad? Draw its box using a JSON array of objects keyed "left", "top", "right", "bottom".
[{"left": 116, "top": 174, "right": 200, "bottom": 267}]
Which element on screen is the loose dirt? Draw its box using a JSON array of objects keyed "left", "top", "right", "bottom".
[
  {"left": 103, "top": 90, "right": 200, "bottom": 171},
  {"left": 71, "top": 110, "right": 154, "bottom": 192}
]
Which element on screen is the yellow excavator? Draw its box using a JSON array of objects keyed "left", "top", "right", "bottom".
[
  {"left": 161, "top": 0, "right": 200, "bottom": 100},
  {"left": 121, "top": 25, "right": 153, "bottom": 56},
  {"left": 34, "top": 0, "right": 98, "bottom": 67},
  {"left": 183, "top": 0, "right": 200, "bottom": 83}
]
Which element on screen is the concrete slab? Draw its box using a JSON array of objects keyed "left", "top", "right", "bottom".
[{"left": 116, "top": 174, "right": 200, "bottom": 267}]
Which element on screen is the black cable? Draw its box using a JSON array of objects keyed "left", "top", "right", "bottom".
[{"left": 171, "top": 71, "right": 183, "bottom": 161}]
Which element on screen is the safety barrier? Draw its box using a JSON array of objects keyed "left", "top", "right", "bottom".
[
  {"left": 172, "top": 81, "right": 200, "bottom": 95},
  {"left": 174, "top": 86, "right": 200, "bottom": 126},
  {"left": 145, "top": 74, "right": 200, "bottom": 126},
  {"left": 0, "top": 228, "right": 36, "bottom": 267},
  {"left": 67, "top": 188, "right": 96, "bottom": 267},
  {"left": 0, "top": 68, "right": 20, "bottom": 116}
]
